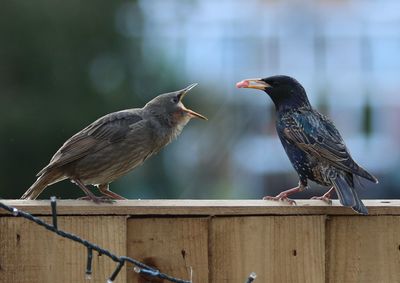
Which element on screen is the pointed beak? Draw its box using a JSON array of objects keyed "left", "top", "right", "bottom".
[
  {"left": 178, "top": 83, "right": 208, "bottom": 120},
  {"left": 178, "top": 83, "right": 198, "bottom": 101},
  {"left": 181, "top": 105, "right": 208, "bottom": 120},
  {"left": 236, "top": 78, "right": 271, "bottom": 90}
]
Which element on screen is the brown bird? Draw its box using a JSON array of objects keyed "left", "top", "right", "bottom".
[{"left": 21, "top": 83, "right": 207, "bottom": 202}]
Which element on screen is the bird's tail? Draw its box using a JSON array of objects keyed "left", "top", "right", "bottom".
[
  {"left": 331, "top": 174, "right": 368, "bottom": 215},
  {"left": 21, "top": 171, "right": 64, "bottom": 200}
]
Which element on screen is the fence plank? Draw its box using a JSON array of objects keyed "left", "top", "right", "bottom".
[
  {"left": 0, "top": 216, "right": 126, "bottom": 283},
  {"left": 2, "top": 201, "right": 400, "bottom": 283},
  {"left": 2, "top": 199, "right": 400, "bottom": 216},
  {"left": 127, "top": 217, "right": 209, "bottom": 283},
  {"left": 210, "top": 216, "right": 325, "bottom": 282},
  {"left": 327, "top": 216, "right": 400, "bottom": 283}
]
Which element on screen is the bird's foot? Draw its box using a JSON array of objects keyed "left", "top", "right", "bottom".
[
  {"left": 262, "top": 184, "right": 306, "bottom": 205},
  {"left": 311, "top": 195, "right": 332, "bottom": 205},
  {"left": 98, "top": 186, "right": 127, "bottom": 200},
  {"left": 72, "top": 179, "right": 114, "bottom": 204},
  {"left": 77, "top": 195, "right": 115, "bottom": 204},
  {"left": 263, "top": 195, "right": 296, "bottom": 205},
  {"left": 311, "top": 187, "right": 335, "bottom": 205}
]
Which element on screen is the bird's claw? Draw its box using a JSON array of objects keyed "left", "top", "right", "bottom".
[
  {"left": 263, "top": 195, "right": 297, "bottom": 205},
  {"left": 311, "top": 196, "right": 332, "bottom": 205}
]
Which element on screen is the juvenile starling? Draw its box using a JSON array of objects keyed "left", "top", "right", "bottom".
[
  {"left": 236, "top": 75, "right": 378, "bottom": 214},
  {"left": 21, "top": 84, "right": 207, "bottom": 202}
]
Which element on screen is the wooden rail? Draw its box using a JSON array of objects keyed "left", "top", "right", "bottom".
[{"left": 1, "top": 200, "right": 400, "bottom": 282}]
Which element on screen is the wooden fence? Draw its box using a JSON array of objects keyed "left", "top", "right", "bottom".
[{"left": 1, "top": 200, "right": 400, "bottom": 282}]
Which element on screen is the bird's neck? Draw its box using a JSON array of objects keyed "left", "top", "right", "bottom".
[
  {"left": 270, "top": 93, "right": 312, "bottom": 113},
  {"left": 154, "top": 119, "right": 189, "bottom": 148},
  {"left": 146, "top": 108, "right": 190, "bottom": 144},
  {"left": 147, "top": 107, "right": 189, "bottom": 128}
]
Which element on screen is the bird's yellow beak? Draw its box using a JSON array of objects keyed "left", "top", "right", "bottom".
[
  {"left": 181, "top": 105, "right": 208, "bottom": 120},
  {"left": 236, "top": 78, "right": 271, "bottom": 90},
  {"left": 179, "top": 83, "right": 208, "bottom": 120}
]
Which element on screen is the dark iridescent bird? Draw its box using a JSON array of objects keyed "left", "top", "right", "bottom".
[
  {"left": 237, "top": 75, "right": 378, "bottom": 214},
  {"left": 21, "top": 84, "right": 207, "bottom": 202}
]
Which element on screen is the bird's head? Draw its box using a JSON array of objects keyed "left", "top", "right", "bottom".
[
  {"left": 145, "top": 83, "right": 207, "bottom": 126},
  {"left": 236, "top": 75, "right": 311, "bottom": 112}
]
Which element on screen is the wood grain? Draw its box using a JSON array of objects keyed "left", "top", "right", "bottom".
[
  {"left": 210, "top": 216, "right": 325, "bottom": 282},
  {"left": 2, "top": 201, "right": 400, "bottom": 282},
  {"left": 0, "top": 216, "right": 126, "bottom": 283},
  {"left": 327, "top": 216, "right": 400, "bottom": 283},
  {"left": 127, "top": 217, "right": 209, "bottom": 283},
  {"left": 1, "top": 199, "right": 400, "bottom": 216}
]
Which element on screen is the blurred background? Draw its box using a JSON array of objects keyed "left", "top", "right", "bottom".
[{"left": 1, "top": 0, "right": 400, "bottom": 200}]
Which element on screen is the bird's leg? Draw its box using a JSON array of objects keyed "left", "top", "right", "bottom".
[
  {"left": 98, "top": 184, "right": 127, "bottom": 200},
  {"left": 311, "top": 187, "right": 335, "bottom": 205},
  {"left": 72, "top": 179, "right": 110, "bottom": 204},
  {"left": 263, "top": 182, "right": 307, "bottom": 205}
]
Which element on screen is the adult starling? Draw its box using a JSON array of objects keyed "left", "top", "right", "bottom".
[
  {"left": 21, "top": 83, "right": 207, "bottom": 202},
  {"left": 236, "top": 75, "right": 378, "bottom": 214}
]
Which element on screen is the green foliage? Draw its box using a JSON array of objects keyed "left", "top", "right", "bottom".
[{"left": 0, "top": 0, "right": 180, "bottom": 198}]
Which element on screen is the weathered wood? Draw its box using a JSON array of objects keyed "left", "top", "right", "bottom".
[
  {"left": 327, "top": 216, "right": 400, "bottom": 283},
  {"left": 1, "top": 200, "right": 400, "bottom": 282},
  {"left": 0, "top": 216, "right": 126, "bottom": 283},
  {"left": 210, "top": 216, "right": 325, "bottom": 282},
  {"left": 1, "top": 199, "right": 400, "bottom": 216},
  {"left": 127, "top": 217, "right": 209, "bottom": 283}
]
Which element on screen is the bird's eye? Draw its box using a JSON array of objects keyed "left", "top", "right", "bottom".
[{"left": 171, "top": 97, "right": 179, "bottom": 103}]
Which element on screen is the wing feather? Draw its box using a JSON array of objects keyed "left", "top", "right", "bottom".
[
  {"left": 281, "top": 110, "right": 362, "bottom": 175},
  {"left": 37, "top": 110, "right": 143, "bottom": 176}
]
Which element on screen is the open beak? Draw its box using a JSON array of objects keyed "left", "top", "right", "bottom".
[
  {"left": 236, "top": 78, "right": 271, "bottom": 90},
  {"left": 181, "top": 105, "right": 208, "bottom": 120},
  {"left": 178, "top": 83, "right": 208, "bottom": 120},
  {"left": 178, "top": 83, "right": 198, "bottom": 101}
]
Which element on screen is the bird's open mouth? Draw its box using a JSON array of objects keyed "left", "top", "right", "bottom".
[
  {"left": 178, "top": 83, "right": 208, "bottom": 120},
  {"left": 178, "top": 83, "right": 198, "bottom": 101},
  {"left": 181, "top": 105, "right": 207, "bottom": 120},
  {"left": 236, "top": 79, "right": 271, "bottom": 90}
]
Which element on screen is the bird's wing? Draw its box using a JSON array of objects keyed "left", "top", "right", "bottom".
[
  {"left": 281, "top": 109, "right": 362, "bottom": 175},
  {"left": 37, "top": 110, "right": 143, "bottom": 176}
]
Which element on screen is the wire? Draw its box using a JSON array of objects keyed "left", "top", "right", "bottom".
[
  {"left": 245, "top": 272, "right": 257, "bottom": 283},
  {"left": 0, "top": 198, "right": 191, "bottom": 283}
]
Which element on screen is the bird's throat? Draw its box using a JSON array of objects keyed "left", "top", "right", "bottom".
[{"left": 269, "top": 92, "right": 311, "bottom": 113}]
